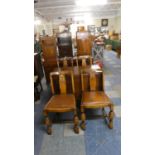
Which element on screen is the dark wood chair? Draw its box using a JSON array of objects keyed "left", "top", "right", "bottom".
[
  {"left": 43, "top": 70, "right": 79, "bottom": 135},
  {"left": 57, "top": 32, "right": 73, "bottom": 58},
  {"left": 80, "top": 70, "right": 114, "bottom": 130}
]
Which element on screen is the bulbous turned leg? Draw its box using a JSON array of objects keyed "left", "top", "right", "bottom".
[
  {"left": 80, "top": 107, "right": 86, "bottom": 130},
  {"left": 108, "top": 104, "right": 114, "bottom": 129},
  {"left": 73, "top": 111, "right": 79, "bottom": 134},
  {"left": 44, "top": 113, "right": 52, "bottom": 135}
]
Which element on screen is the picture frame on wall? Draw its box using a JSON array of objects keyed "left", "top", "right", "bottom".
[{"left": 101, "top": 19, "right": 108, "bottom": 26}]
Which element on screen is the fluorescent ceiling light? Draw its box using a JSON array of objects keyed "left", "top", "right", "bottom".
[{"left": 76, "top": 0, "right": 107, "bottom": 6}]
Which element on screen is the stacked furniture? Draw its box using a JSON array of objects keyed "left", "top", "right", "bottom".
[{"left": 57, "top": 32, "right": 73, "bottom": 58}]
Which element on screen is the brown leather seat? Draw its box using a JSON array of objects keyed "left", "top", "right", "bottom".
[
  {"left": 81, "top": 91, "right": 111, "bottom": 108},
  {"left": 44, "top": 94, "right": 76, "bottom": 112}
]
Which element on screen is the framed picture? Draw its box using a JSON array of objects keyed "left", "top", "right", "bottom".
[{"left": 101, "top": 19, "right": 108, "bottom": 26}]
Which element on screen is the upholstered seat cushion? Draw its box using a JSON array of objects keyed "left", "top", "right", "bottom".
[
  {"left": 44, "top": 94, "right": 76, "bottom": 112},
  {"left": 81, "top": 91, "right": 111, "bottom": 108}
]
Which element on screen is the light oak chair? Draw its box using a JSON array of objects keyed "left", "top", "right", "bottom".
[
  {"left": 80, "top": 70, "right": 114, "bottom": 130},
  {"left": 43, "top": 70, "right": 79, "bottom": 135}
]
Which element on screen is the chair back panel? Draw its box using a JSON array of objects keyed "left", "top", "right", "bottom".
[
  {"left": 57, "top": 32, "right": 73, "bottom": 58},
  {"left": 41, "top": 36, "right": 58, "bottom": 83},
  {"left": 81, "top": 70, "right": 104, "bottom": 92},
  {"left": 50, "top": 71, "right": 75, "bottom": 95},
  {"left": 76, "top": 31, "right": 92, "bottom": 56},
  {"left": 90, "top": 72, "right": 97, "bottom": 91},
  {"left": 42, "top": 46, "right": 57, "bottom": 59},
  {"left": 59, "top": 74, "right": 67, "bottom": 94}
]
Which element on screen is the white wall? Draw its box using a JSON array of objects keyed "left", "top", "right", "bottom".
[
  {"left": 34, "top": 15, "right": 53, "bottom": 36},
  {"left": 34, "top": 15, "right": 121, "bottom": 36},
  {"left": 92, "top": 16, "right": 121, "bottom": 33}
]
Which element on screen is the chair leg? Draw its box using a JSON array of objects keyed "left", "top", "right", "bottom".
[
  {"left": 73, "top": 110, "right": 79, "bottom": 134},
  {"left": 80, "top": 107, "right": 86, "bottom": 130},
  {"left": 45, "top": 113, "right": 52, "bottom": 135},
  {"left": 102, "top": 108, "right": 108, "bottom": 124},
  {"left": 108, "top": 104, "right": 114, "bottom": 129}
]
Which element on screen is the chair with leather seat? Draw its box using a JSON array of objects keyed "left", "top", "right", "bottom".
[
  {"left": 43, "top": 70, "right": 79, "bottom": 135},
  {"left": 80, "top": 70, "right": 114, "bottom": 130}
]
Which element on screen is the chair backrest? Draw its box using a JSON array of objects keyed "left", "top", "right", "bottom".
[
  {"left": 57, "top": 32, "right": 72, "bottom": 44},
  {"left": 57, "top": 32, "right": 73, "bottom": 58},
  {"left": 58, "top": 57, "right": 73, "bottom": 68},
  {"left": 76, "top": 31, "right": 92, "bottom": 56},
  {"left": 41, "top": 36, "right": 57, "bottom": 59},
  {"left": 50, "top": 70, "right": 75, "bottom": 95},
  {"left": 81, "top": 69, "right": 104, "bottom": 92},
  {"left": 73, "top": 55, "right": 93, "bottom": 67}
]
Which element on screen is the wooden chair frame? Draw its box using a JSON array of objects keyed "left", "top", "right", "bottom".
[
  {"left": 43, "top": 70, "right": 79, "bottom": 135},
  {"left": 80, "top": 70, "right": 114, "bottom": 130}
]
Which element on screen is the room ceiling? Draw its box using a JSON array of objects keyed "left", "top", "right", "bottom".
[{"left": 34, "top": 0, "right": 121, "bottom": 21}]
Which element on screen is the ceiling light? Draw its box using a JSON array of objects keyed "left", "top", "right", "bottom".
[{"left": 76, "top": 0, "right": 107, "bottom": 6}]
